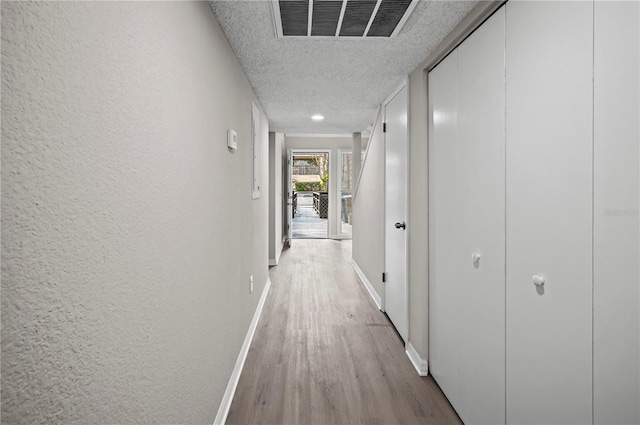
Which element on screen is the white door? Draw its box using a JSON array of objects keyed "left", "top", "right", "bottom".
[
  {"left": 506, "top": 2, "right": 593, "bottom": 424},
  {"left": 593, "top": 2, "right": 640, "bottom": 423},
  {"left": 456, "top": 7, "right": 505, "bottom": 424},
  {"left": 428, "top": 10, "right": 506, "bottom": 422},
  {"left": 286, "top": 149, "right": 293, "bottom": 245},
  {"left": 384, "top": 84, "right": 408, "bottom": 342},
  {"left": 428, "top": 50, "right": 460, "bottom": 407}
]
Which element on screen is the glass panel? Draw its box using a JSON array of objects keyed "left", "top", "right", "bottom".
[{"left": 340, "top": 150, "right": 353, "bottom": 235}]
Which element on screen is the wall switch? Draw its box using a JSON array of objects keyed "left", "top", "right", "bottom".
[
  {"left": 250, "top": 275, "right": 254, "bottom": 293},
  {"left": 227, "top": 129, "right": 238, "bottom": 150}
]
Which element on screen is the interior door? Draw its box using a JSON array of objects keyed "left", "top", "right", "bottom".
[
  {"left": 384, "top": 84, "right": 408, "bottom": 342},
  {"left": 456, "top": 7, "right": 505, "bottom": 424},
  {"left": 286, "top": 149, "right": 293, "bottom": 245},
  {"left": 428, "top": 50, "right": 460, "bottom": 407},
  {"left": 593, "top": 2, "right": 640, "bottom": 423},
  {"left": 506, "top": 2, "right": 593, "bottom": 423}
]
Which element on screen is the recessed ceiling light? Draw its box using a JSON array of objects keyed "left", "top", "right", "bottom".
[{"left": 311, "top": 114, "right": 325, "bottom": 121}]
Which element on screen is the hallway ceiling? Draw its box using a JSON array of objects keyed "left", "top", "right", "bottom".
[{"left": 209, "top": 0, "right": 478, "bottom": 134}]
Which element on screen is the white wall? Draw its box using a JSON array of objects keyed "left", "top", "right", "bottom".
[
  {"left": 1, "top": 2, "right": 269, "bottom": 423},
  {"left": 285, "top": 136, "right": 352, "bottom": 239},
  {"left": 269, "top": 132, "right": 285, "bottom": 264},
  {"left": 352, "top": 113, "right": 384, "bottom": 300}
]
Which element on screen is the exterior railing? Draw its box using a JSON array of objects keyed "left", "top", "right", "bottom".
[
  {"left": 293, "top": 165, "right": 320, "bottom": 175},
  {"left": 313, "top": 192, "right": 329, "bottom": 219}
]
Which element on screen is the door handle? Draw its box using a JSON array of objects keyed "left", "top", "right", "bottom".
[
  {"left": 395, "top": 221, "right": 406, "bottom": 230},
  {"left": 533, "top": 275, "right": 545, "bottom": 287}
]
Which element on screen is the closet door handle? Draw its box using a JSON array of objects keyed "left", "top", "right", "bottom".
[
  {"left": 395, "top": 222, "right": 406, "bottom": 230},
  {"left": 533, "top": 275, "right": 545, "bottom": 287}
]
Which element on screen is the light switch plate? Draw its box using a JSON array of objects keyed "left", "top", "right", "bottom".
[{"left": 227, "top": 129, "right": 238, "bottom": 150}]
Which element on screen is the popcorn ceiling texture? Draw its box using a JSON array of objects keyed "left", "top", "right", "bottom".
[
  {"left": 1, "top": 2, "right": 269, "bottom": 423},
  {"left": 210, "top": 0, "right": 478, "bottom": 134}
]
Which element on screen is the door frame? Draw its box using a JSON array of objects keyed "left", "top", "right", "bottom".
[
  {"left": 286, "top": 148, "right": 293, "bottom": 245},
  {"left": 382, "top": 78, "right": 410, "bottom": 341},
  {"left": 289, "top": 148, "right": 332, "bottom": 239},
  {"left": 337, "top": 148, "right": 354, "bottom": 238}
]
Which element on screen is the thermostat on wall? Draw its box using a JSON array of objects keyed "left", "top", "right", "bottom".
[{"left": 227, "top": 129, "right": 238, "bottom": 150}]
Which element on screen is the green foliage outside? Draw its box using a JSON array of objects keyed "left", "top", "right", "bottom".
[
  {"left": 294, "top": 153, "right": 329, "bottom": 192},
  {"left": 295, "top": 181, "right": 324, "bottom": 192},
  {"left": 319, "top": 173, "right": 329, "bottom": 191}
]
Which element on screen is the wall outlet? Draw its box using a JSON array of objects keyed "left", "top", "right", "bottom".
[{"left": 250, "top": 275, "right": 253, "bottom": 293}]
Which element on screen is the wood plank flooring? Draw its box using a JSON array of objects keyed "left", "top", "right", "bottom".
[{"left": 226, "top": 240, "right": 461, "bottom": 425}]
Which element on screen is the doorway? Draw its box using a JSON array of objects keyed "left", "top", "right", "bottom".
[
  {"left": 383, "top": 83, "right": 409, "bottom": 342},
  {"left": 290, "top": 150, "right": 330, "bottom": 239}
]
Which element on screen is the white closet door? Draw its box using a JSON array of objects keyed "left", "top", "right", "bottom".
[
  {"left": 593, "top": 2, "right": 640, "bottom": 424},
  {"left": 505, "top": 1, "right": 593, "bottom": 424},
  {"left": 456, "top": 7, "right": 505, "bottom": 424},
  {"left": 428, "top": 50, "right": 459, "bottom": 408}
]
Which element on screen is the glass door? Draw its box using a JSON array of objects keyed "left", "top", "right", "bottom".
[{"left": 339, "top": 150, "right": 353, "bottom": 236}]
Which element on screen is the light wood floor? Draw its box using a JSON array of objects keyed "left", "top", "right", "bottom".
[{"left": 226, "top": 239, "right": 461, "bottom": 425}]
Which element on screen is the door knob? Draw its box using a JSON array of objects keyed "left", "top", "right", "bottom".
[
  {"left": 395, "top": 222, "right": 406, "bottom": 230},
  {"left": 533, "top": 275, "right": 545, "bottom": 287},
  {"left": 471, "top": 252, "right": 481, "bottom": 265}
]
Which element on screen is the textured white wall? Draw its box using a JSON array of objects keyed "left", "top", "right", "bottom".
[
  {"left": 352, "top": 113, "right": 384, "bottom": 299},
  {"left": 1, "top": 2, "right": 269, "bottom": 423}
]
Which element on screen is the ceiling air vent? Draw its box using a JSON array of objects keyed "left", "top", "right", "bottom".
[{"left": 272, "top": 0, "right": 418, "bottom": 39}]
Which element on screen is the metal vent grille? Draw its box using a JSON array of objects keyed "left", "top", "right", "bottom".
[{"left": 273, "top": 0, "right": 418, "bottom": 38}]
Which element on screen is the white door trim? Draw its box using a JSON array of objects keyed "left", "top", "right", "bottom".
[
  {"left": 286, "top": 149, "right": 293, "bottom": 245},
  {"left": 337, "top": 148, "right": 353, "bottom": 238},
  {"left": 384, "top": 79, "right": 410, "bottom": 106},
  {"left": 382, "top": 78, "right": 410, "bottom": 341}
]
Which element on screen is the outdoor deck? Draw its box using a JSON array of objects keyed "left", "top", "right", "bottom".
[{"left": 292, "top": 194, "right": 327, "bottom": 239}]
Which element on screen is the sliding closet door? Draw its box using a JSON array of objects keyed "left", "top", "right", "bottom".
[
  {"left": 593, "top": 2, "right": 640, "bottom": 424},
  {"left": 505, "top": 2, "right": 593, "bottom": 424},
  {"left": 456, "top": 7, "right": 505, "bottom": 425},
  {"left": 428, "top": 50, "right": 459, "bottom": 408}
]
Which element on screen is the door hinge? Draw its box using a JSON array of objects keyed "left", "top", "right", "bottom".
[
  {"left": 382, "top": 272, "right": 386, "bottom": 283},
  {"left": 383, "top": 123, "right": 387, "bottom": 133}
]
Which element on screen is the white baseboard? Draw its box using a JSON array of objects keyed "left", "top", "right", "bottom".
[
  {"left": 213, "top": 278, "right": 271, "bottom": 425},
  {"left": 351, "top": 258, "right": 382, "bottom": 310},
  {"left": 330, "top": 234, "right": 352, "bottom": 240},
  {"left": 268, "top": 259, "right": 277, "bottom": 266},
  {"left": 406, "top": 341, "right": 429, "bottom": 376}
]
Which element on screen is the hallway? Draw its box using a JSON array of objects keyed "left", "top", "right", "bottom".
[{"left": 227, "top": 240, "right": 460, "bottom": 425}]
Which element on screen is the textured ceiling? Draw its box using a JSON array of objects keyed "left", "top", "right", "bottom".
[{"left": 209, "top": 0, "right": 479, "bottom": 134}]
